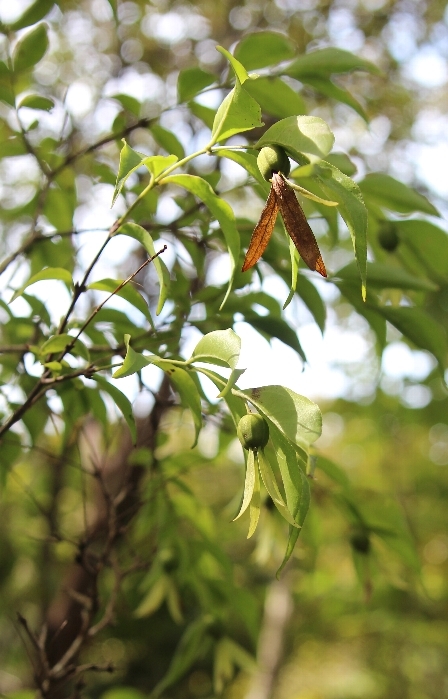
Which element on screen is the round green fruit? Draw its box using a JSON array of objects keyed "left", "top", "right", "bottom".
[
  {"left": 257, "top": 145, "right": 291, "bottom": 181},
  {"left": 378, "top": 222, "right": 399, "bottom": 252},
  {"left": 237, "top": 413, "right": 270, "bottom": 450}
]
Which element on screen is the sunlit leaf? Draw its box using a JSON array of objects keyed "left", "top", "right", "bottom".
[
  {"left": 160, "top": 174, "right": 240, "bottom": 307},
  {"left": 13, "top": 24, "right": 49, "bottom": 73},
  {"left": 256, "top": 115, "right": 335, "bottom": 165},
  {"left": 10, "top": 267, "right": 73, "bottom": 303}
]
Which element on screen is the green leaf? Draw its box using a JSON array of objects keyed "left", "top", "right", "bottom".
[
  {"left": 256, "top": 115, "right": 335, "bottom": 165},
  {"left": 88, "top": 278, "right": 153, "bottom": 324},
  {"left": 247, "top": 462, "right": 261, "bottom": 538},
  {"left": 44, "top": 184, "right": 75, "bottom": 230},
  {"left": 216, "top": 45, "right": 251, "bottom": 84},
  {"left": 295, "top": 275, "right": 326, "bottom": 333},
  {"left": 236, "top": 385, "right": 322, "bottom": 452},
  {"left": 151, "top": 124, "right": 185, "bottom": 159},
  {"left": 93, "top": 375, "right": 136, "bottom": 443},
  {"left": 18, "top": 94, "right": 55, "bottom": 111},
  {"left": 13, "top": 24, "right": 49, "bottom": 73},
  {"left": 112, "top": 140, "right": 146, "bottom": 206},
  {"left": 153, "top": 359, "right": 203, "bottom": 447},
  {"left": 286, "top": 47, "right": 381, "bottom": 79},
  {"left": 395, "top": 220, "right": 448, "bottom": 282},
  {"left": 277, "top": 467, "right": 310, "bottom": 576},
  {"left": 160, "top": 174, "right": 240, "bottom": 308},
  {"left": 337, "top": 282, "right": 387, "bottom": 351},
  {"left": 134, "top": 574, "right": 168, "bottom": 618},
  {"left": 316, "top": 161, "right": 368, "bottom": 300},
  {"left": 10, "top": 267, "right": 73, "bottom": 302},
  {"left": 234, "top": 31, "right": 296, "bottom": 71},
  {"left": 244, "top": 314, "right": 306, "bottom": 362},
  {"left": 360, "top": 173, "right": 439, "bottom": 216},
  {"left": 150, "top": 617, "right": 210, "bottom": 698},
  {"left": 39, "top": 333, "right": 90, "bottom": 361},
  {"left": 233, "top": 449, "right": 256, "bottom": 521},
  {"left": 336, "top": 261, "right": 437, "bottom": 292},
  {"left": 271, "top": 421, "right": 311, "bottom": 575},
  {"left": 189, "top": 329, "right": 241, "bottom": 369},
  {"left": 188, "top": 100, "right": 215, "bottom": 129},
  {"left": 118, "top": 222, "right": 170, "bottom": 315},
  {"left": 111, "top": 93, "right": 141, "bottom": 116},
  {"left": 256, "top": 449, "right": 298, "bottom": 527},
  {"left": 177, "top": 67, "right": 215, "bottom": 103},
  {"left": 144, "top": 154, "right": 178, "bottom": 178},
  {"left": 0, "top": 62, "right": 15, "bottom": 106},
  {"left": 0, "top": 432, "right": 22, "bottom": 486},
  {"left": 216, "top": 149, "right": 269, "bottom": 191},
  {"left": 375, "top": 305, "right": 447, "bottom": 372},
  {"left": 210, "top": 79, "right": 262, "bottom": 145},
  {"left": 300, "top": 75, "right": 367, "bottom": 120},
  {"left": 325, "top": 152, "right": 357, "bottom": 177},
  {"left": 244, "top": 76, "right": 306, "bottom": 119},
  {"left": 8, "top": 0, "right": 55, "bottom": 30},
  {"left": 112, "top": 335, "right": 150, "bottom": 378}
]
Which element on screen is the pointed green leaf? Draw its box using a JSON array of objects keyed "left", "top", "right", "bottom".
[
  {"left": 134, "top": 573, "right": 168, "bottom": 618},
  {"left": 210, "top": 79, "right": 262, "bottom": 145},
  {"left": 39, "top": 333, "right": 90, "bottom": 361},
  {"left": 316, "top": 160, "right": 367, "bottom": 300},
  {"left": 295, "top": 275, "right": 326, "bottom": 333},
  {"left": 189, "top": 329, "right": 241, "bottom": 369},
  {"left": 277, "top": 468, "right": 310, "bottom": 576},
  {"left": 376, "top": 305, "right": 447, "bottom": 372},
  {"left": 256, "top": 115, "right": 335, "bottom": 165},
  {"left": 336, "top": 261, "right": 437, "bottom": 292},
  {"left": 177, "top": 67, "right": 215, "bottom": 103},
  {"left": 247, "top": 463, "right": 261, "bottom": 538},
  {"left": 151, "top": 124, "right": 185, "bottom": 159},
  {"left": 360, "top": 173, "right": 439, "bottom": 216},
  {"left": 236, "top": 385, "right": 322, "bottom": 452},
  {"left": 112, "top": 335, "right": 150, "bottom": 379},
  {"left": 8, "top": 0, "right": 55, "bottom": 30},
  {"left": 286, "top": 47, "right": 381, "bottom": 79},
  {"left": 233, "top": 449, "right": 256, "bottom": 521},
  {"left": 216, "top": 149, "right": 269, "bottom": 190},
  {"left": 10, "top": 267, "right": 73, "bottom": 302},
  {"left": 300, "top": 75, "right": 368, "bottom": 120},
  {"left": 18, "top": 94, "right": 54, "bottom": 111},
  {"left": 88, "top": 278, "right": 153, "bottom": 324},
  {"left": 13, "top": 23, "right": 49, "bottom": 73},
  {"left": 150, "top": 618, "right": 210, "bottom": 698},
  {"left": 337, "top": 282, "right": 387, "bottom": 350},
  {"left": 216, "top": 45, "right": 250, "bottom": 84},
  {"left": 246, "top": 313, "right": 306, "bottom": 361},
  {"left": 256, "top": 449, "right": 298, "bottom": 527},
  {"left": 118, "top": 222, "right": 170, "bottom": 315},
  {"left": 112, "top": 140, "right": 146, "bottom": 205},
  {"left": 144, "top": 154, "right": 178, "bottom": 178},
  {"left": 188, "top": 100, "right": 215, "bottom": 129},
  {"left": 160, "top": 175, "right": 240, "bottom": 307},
  {"left": 395, "top": 220, "right": 448, "bottom": 281},
  {"left": 93, "top": 375, "right": 136, "bottom": 443},
  {"left": 153, "top": 359, "right": 203, "bottom": 447},
  {"left": 244, "top": 76, "right": 306, "bottom": 119},
  {"left": 234, "top": 31, "right": 296, "bottom": 71}
]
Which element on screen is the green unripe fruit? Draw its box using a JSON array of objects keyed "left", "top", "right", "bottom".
[
  {"left": 257, "top": 145, "right": 290, "bottom": 181},
  {"left": 237, "top": 413, "right": 270, "bottom": 450},
  {"left": 378, "top": 222, "right": 399, "bottom": 252}
]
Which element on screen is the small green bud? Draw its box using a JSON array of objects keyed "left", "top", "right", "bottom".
[
  {"left": 378, "top": 222, "right": 399, "bottom": 252},
  {"left": 257, "top": 145, "right": 290, "bottom": 181},
  {"left": 237, "top": 413, "right": 270, "bottom": 450}
]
